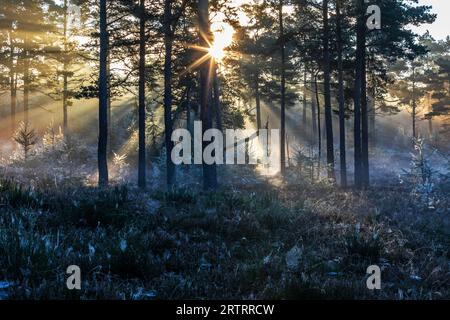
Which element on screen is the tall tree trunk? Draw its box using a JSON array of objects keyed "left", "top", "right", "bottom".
[
  {"left": 198, "top": 0, "right": 217, "bottom": 190},
  {"left": 353, "top": 0, "right": 364, "bottom": 188},
  {"left": 315, "top": 74, "right": 322, "bottom": 161},
  {"left": 427, "top": 92, "right": 433, "bottom": 138},
  {"left": 428, "top": 117, "right": 433, "bottom": 138},
  {"left": 10, "top": 74, "right": 17, "bottom": 133},
  {"left": 98, "top": 0, "right": 109, "bottom": 186},
  {"left": 62, "top": 0, "right": 69, "bottom": 134},
  {"left": 255, "top": 75, "right": 262, "bottom": 131},
  {"left": 279, "top": 0, "right": 286, "bottom": 176},
  {"left": 107, "top": 46, "right": 112, "bottom": 154},
  {"left": 138, "top": 0, "right": 147, "bottom": 189},
  {"left": 311, "top": 71, "right": 317, "bottom": 142},
  {"left": 23, "top": 64, "right": 29, "bottom": 124},
  {"left": 23, "top": 34, "right": 30, "bottom": 124},
  {"left": 164, "top": 0, "right": 175, "bottom": 188},
  {"left": 361, "top": 45, "right": 369, "bottom": 186},
  {"left": 412, "top": 65, "right": 417, "bottom": 140},
  {"left": 368, "top": 83, "right": 376, "bottom": 147},
  {"left": 213, "top": 66, "right": 222, "bottom": 131},
  {"left": 9, "top": 30, "right": 16, "bottom": 134},
  {"left": 322, "top": 0, "right": 335, "bottom": 180},
  {"left": 336, "top": 0, "right": 347, "bottom": 187},
  {"left": 302, "top": 67, "right": 307, "bottom": 126},
  {"left": 186, "top": 85, "right": 194, "bottom": 158}
]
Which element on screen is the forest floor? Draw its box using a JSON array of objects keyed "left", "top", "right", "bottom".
[{"left": 0, "top": 159, "right": 449, "bottom": 299}]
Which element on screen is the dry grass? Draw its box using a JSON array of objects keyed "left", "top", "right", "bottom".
[{"left": 0, "top": 171, "right": 448, "bottom": 300}]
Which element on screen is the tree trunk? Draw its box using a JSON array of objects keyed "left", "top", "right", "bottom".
[
  {"left": 368, "top": 84, "right": 376, "bottom": 147},
  {"left": 213, "top": 66, "right": 222, "bottom": 131},
  {"left": 186, "top": 85, "right": 194, "bottom": 159},
  {"left": 107, "top": 45, "right": 112, "bottom": 154},
  {"left": 427, "top": 92, "right": 433, "bottom": 139},
  {"left": 198, "top": 0, "right": 217, "bottom": 190},
  {"left": 23, "top": 34, "right": 30, "bottom": 124},
  {"left": 361, "top": 47, "right": 369, "bottom": 186},
  {"left": 164, "top": 0, "right": 175, "bottom": 188},
  {"left": 10, "top": 74, "right": 17, "bottom": 133},
  {"left": 98, "top": 0, "right": 109, "bottom": 186},
  {"left": 62, "top": 0, "right": 69, "bottom": 134},
  {"left": 23, "top": 66, "right": 29, "bottom": 124},
  {"left": 353, "top": 0, "right": 364, "bottom": 188},
  {"left": 311, "top": 71, "right": 317, "bottom": 142},
  {"left": 336, "top": 0, "right": 347, "bottom": 187},
  {"left": 322, "top": 0, "right": 335, "bottom": 180},
  {"left": 412, "top": 65, "right": 417, "bottom": 140},
  {"left": 9, "top": 30, "right": 16, "bottom": 134},
  {"left": 315, "top": 74, "right": 322, "bottom": 161},
  {"left": 279, "top": 0, "right": 286, "bottom": 176},
  {"left": 138, "top": 0, "right": 147, "bottom": 189},
  {"left": 255, "top": 75, "right": 262, "bottom": 131},
  {"left": 302, "top": 67, "right": 307, "bottom": 126}
]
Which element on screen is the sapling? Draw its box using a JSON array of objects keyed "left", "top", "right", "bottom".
[
  {"left": 403, "top": 137, "right": 436, "bottom": 208},
  {"left": 43, "top": 120, "right": 64, "bottom": 151},
  {"left": 13, "top": 121, "right": 39, "bottom": 161}
]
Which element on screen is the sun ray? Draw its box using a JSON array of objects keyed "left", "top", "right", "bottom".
[
  {"left": 189, "top": 45, "right": 210, "bottom": 53},
  {"left": 185, "top": 17, "right": 235, "bottom": 79},
  {"left": 208, "top": 58, "right": 215, "bottom": 83},
  {"left": 181, "top": 53, "right": 211, "bottom": 76},
  {"left": 199, "top": 29, "right": 213, "bottom": 48}
]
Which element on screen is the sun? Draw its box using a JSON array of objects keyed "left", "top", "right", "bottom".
[
  {"left": 185, "top": 17, "right": 235, "bottom": 74},
  {"left": 208, "top": 20, "right": 234, "bottom": 61},
  {"left": 208, "top": 43, "right": 226, "bottom": 61}
]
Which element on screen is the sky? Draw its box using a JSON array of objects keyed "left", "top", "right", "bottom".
[{"left": 411, "top": 0, "right": 450, "bottom": 40}]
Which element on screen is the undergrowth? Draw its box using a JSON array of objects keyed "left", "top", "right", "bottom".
[{"left": 0, "top": 176, "right": 448, "bottom": 300}]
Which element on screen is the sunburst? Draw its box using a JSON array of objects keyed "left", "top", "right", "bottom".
[{"left": 185, "top": 20, "right": 234, "bottom": 76}]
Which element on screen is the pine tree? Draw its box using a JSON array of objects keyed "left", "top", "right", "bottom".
[
  {"left": 98, "top": 0, "right": 109, "bottom": 186},
  {"left": 198, "top": 0, "right": 217, "bottom": 190}
]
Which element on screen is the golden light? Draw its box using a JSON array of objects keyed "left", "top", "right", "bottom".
[
  {"left": 209, "top": 21, "right": 234, "bottom": 61},
  {"left": 184, "top": 15, "right": 235, "bottom": 75}
]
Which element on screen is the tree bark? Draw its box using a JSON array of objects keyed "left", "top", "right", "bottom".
[
  {"left": 198, "top": 0, "right": 217, "bottom": 190},
  {"left": 368, "top": 82, "right": 376, "bottom": 147},
  {"left": 164, "top": 0, "right": 175, "bottom": 188},
  {"left": 213, "top": 66, "right": 222, "bottom": 131},
  {"left": 138, "top": 0, "right": 147, "bottom": 189},
  {"left": 315, "top": 74, "right": 322, "bottom": 162},
  {"left": 311, "top": 71, "right": 317, "bottom": 142},
  {"left": 23, "top": 34, "right": 30, "bottom": 124},
  {"left": 302, "top": 67, "right": 307, "bottom": 126},
  {"left": 186, "top": 85, "right": 194, "bottom": 159},
  {"left": 322, "top": 0, "right": 335, "bottom": 180},
  {"left": 62, "top": 0, "right": 69, "bottom": 134},
  {"left": 255, "top": 75, "right": 262, "bottom": 131},
  {"left": 98, "top": 0, "right": 109, "bottom": 186},
  {"left": 353, "top": 0, "right": 364, "bottom": 188},
  {"left": 9, "top": 29, "right": 16, "bottom": 134},
  {"left": 361, "top": 44, "right": 369, "bottom": 186},
  {"left": 336, "top": 0, "right": 347, "bottom": 187},
  {"left": 412, "top": 65, "right": 417, "bottom": 140},
  {"left": 107, "top": 45, "right": 112, "bottom": 154},
  {"left": 279, "top": 0, "right": 286, "bottom": 176}
]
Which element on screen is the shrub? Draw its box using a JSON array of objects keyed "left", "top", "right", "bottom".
[{"left": 13, "top": 122, "right": 39, "bottom": 161}]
